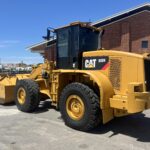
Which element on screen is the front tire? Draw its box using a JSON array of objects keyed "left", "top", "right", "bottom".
[
  {"left": 59, "top": 82, "right": 101, "bottom": 131},
  {"left": 15, "top": 79, "right": 39, "bottom": 112}
]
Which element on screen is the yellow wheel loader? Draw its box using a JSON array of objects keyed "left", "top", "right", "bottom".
[{"left": 0, "top": 22, "right": 150, "bottom": 131}]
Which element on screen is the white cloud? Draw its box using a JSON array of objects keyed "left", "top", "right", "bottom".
[
  {"left": 2, "top": 40, "right": 20, "bottom": 44},
  {"left": 0, "top": 40, "right": 20, "bottom": 48}
]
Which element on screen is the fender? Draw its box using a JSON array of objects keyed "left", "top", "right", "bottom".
[{"left": 58, "top": 70, "right": 115, "bottom": 123}]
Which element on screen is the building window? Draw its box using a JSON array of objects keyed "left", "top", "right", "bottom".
[{"left": 142, "top": 41, "right": 148, "bottom": 49}]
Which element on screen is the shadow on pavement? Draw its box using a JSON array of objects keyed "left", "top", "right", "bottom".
[
  {"left": 34, "top": 100, "right": 55, "bottom": 114},
  {"left": 5, "top": 99, "right": 150, "bottom": 143},
  {"left": 90, "top": 113, "right": 150, "bottom": 142},
  {"left": 3, "top": 102, "right": 15, "bottom": 106}
]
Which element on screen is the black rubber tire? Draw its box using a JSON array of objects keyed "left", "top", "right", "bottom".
[
  {"left": 59, "top": 82, "right": 101, "bottom": 131},
  {"left": 15, "top": 79, "right": 39, "bottom": 112}
]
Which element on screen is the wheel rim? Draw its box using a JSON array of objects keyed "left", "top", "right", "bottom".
[
  {"left": 66, "top": 95, "right": 85, "bottom": 121},
  {"left": 17, "top": 87, "right": 26, "bottom": 105}
]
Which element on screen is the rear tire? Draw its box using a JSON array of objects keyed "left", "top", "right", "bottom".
[
  {"left": 59, "top": 82, "right": 101, "bottom": 131},
  {"left": 15, "top": 79, "right": 39, "bottom": 112}
]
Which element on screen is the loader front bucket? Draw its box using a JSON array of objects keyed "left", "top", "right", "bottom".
[{"left": 0, "top": 74, "right": 29, "bottom": 104}]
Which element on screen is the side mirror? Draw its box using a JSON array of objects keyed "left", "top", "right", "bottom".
[
  {"left": 43, "top": 27, "right": 55, "bottom": 40},
  {"left": 43, "top": 29, "right": 51, "bottom": 40}
]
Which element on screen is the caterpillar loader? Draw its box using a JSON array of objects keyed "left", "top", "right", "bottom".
[{"left": 0, "top": 22, "right": 150, "bottom": 131}]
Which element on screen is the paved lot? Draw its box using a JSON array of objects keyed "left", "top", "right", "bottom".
[{"left": 0, "top": 101, "right": 150, "bottom": 150}]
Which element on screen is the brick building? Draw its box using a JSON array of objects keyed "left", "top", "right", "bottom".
[
  {"left": 28, "top": 39, "right": 56, "bottom": 60},
  {"left": 29, "top": 3, "right": 150, "bottom": 60},
  {"left": 92, "top": 3, "right": 150, "bottom": 54}
]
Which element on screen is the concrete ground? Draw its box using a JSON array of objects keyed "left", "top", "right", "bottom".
[{"left": 0, "top": 101, "right": 150, "bottom": 150}]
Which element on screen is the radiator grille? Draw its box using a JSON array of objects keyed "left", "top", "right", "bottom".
[{"left": 109, "top": 58, "right": 121, "bottom": 90}]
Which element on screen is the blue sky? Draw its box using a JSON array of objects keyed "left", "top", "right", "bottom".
[{"left": 0, "top": 0, "right": 148, "bottom": 64}]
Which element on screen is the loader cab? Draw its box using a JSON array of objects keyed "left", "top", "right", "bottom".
[{"left": 55, "top": 23, "right": 100, "bottom": 69}]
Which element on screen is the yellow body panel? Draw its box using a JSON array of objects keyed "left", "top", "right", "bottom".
[{"left": 82, "top": 50, "right": 150, "bottom": 119}]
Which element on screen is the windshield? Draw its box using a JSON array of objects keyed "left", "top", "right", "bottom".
[{"left": 80, "top": 27, "right": 99, "bottom": 51}]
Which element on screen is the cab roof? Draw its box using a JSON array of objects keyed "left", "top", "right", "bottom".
[{"left": 55, "top": 21, "right": 100, "bottom": 32}]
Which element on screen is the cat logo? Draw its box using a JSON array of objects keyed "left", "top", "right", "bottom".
[
  {"left": 83, "top": 56, "right": 109, "bottom": 70},
  {"left": 85, "top": 59, "right": 97, "bottom": 68}
]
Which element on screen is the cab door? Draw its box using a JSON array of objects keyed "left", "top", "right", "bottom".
[{"left": 56, "top": 27, "right": 70, "bottom": 69}]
